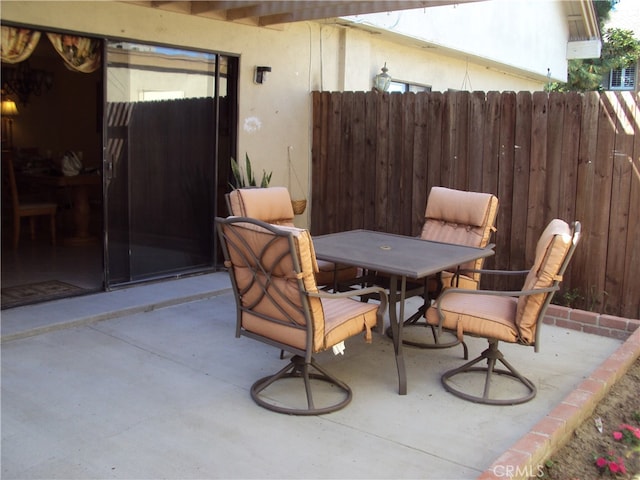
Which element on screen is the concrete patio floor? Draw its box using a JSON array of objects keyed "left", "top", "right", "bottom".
[{"left": 0, "top": 272, "right": 630, "bottom": 479}]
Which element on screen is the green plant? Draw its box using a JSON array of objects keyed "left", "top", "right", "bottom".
[
  {"left": 230, "top": 153, "right": 272, "bottom": 189},
  {"left": 554, "top": 288, "right": 584, "bottom": 308},
  {"left": 586, "top": 285, "right": 609, "bottom": 312}
]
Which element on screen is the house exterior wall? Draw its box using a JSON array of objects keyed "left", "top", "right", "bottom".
[
  {"left": 341, "top": 0, "right": 571, "bottom": 85},
  {"left": 2, "top": 1, "right": 578, "bottom": 227}
]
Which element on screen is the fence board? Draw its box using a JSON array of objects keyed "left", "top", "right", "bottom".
[
  {"left": 510, "top": 92, "right": 532, "bottom": 278},
  {"left": 310, "top": 90, "right": 639, "bottom": 317},
  {"left": 374, "top": 93, "right": 390, "bottom": 233},
  {"left": 622, "top": 93, "right": 640, "bottom": 318},
  {"left": 494, "top": 92, "right": 516, "bottom": 290},
  {"left": 338, "top": 92, "right": 354, "bottom": 232},
  {"left": 401, "top": 94, "right": 417, "bottom": 235},
  {"left": 412, "top": 93, "right": 429, "bottom": 234},
  {"left": 526, "top": 92, "right": 549, "bottom": 265},
  {"left": 426, "top": 92, "right": 444, "bottom": 192},
  {"left": 364, "top": 92, "right": 378, "bottom": 229},
  {"left": 350, "top": 92, "right": 367, "bottom": 230},
  {"left": 590, "top": 93, "right": 616, "bottom": 312},
  {"left": 605, "top": 92, "right": 635, "bottom": 315},
  {"left": 468, "top": 92, "right": 486, "bottom": 193}
]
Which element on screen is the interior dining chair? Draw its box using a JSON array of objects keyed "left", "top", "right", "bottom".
[
  {"left": 216, "top": 216, "right": 388, "bottom": 415},
  {"left": 2, "top": 151, "right": 57, "bottom": 249},
  {"left": 425, "top": 219, "right": 581, "bottom": 405},
  {"left": 386, "top": 186, "right": 499, "bottom": 354},
  {"left": 226, "top": 186, "right": 358, "bottom": 289}
]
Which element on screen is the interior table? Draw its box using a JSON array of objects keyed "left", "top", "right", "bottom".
[
  {"left": 313, "top": 229, "right": 494, "bottom": 395},
  {"left": 26, "top": 173, "right": 102, "bottom": 246}
]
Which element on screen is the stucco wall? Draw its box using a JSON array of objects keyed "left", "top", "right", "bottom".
[{"left": 2, "top": 1, "right": 558, "bottom": 227}]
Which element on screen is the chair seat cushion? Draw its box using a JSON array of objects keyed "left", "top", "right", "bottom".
[
  {"left": 315, "top": 261, "right": 359, "bottom": 286},
  {"left": 425, "top": 292, "right": 519, "bottom": 343},
  {"left": 321, "top": 297, "right": 380, "bottom": 351}
]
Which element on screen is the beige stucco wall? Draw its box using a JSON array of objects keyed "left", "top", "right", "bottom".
[{"left": 2, "top": 1, "right": 551, "bottom": 227}]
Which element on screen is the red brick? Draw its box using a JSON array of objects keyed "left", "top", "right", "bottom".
[
  {"left": 484, "top": 449, "right": 531, "bottom": 480},
  {"left": 600, "top": 315, "right": 628, "bottom": 331},
  {"left": 562, "top": 389, "right": 597, "bottom": 410},
  {"left": 589, "top": 367, "right": 616, "bottom": 386},
  {"left": 548, "top": 403, "right": 583, "bottom": 432},
  {"left": 546, "top": 305, "right": 569, "bottom": 319},
  {"left": 531, "top": 416, "right": 566, "bottom": 438},
  {"left": 556, "top": 319, "right": 582, "bottom": 331},
  {"left": 569, "top": 309, "right": 599, "bottom": 325},
  {"left": 511, "top": 431, "right": 551, "bottom": 458},
  {"left": 583, "top": 325, "right": 610, "bottom": 336}
]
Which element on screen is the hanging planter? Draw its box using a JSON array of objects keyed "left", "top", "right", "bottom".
[{"left": 288, "top": 146, "right": 307, "bottom": 215}]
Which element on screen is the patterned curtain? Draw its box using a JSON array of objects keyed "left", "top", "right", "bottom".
[
  {"left": 0, "top": 26, "right": 41, "bottom": 63},
  {"left": 47, "top": 33, "right": 101, "bottom": 73}
]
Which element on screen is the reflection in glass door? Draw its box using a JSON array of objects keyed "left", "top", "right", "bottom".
[{"left": 104, "top": 42, "right": 236, "bottom": 286}]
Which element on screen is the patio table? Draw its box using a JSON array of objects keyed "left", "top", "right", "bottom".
[{"left": 313, "top": 229, "right": 494, "bottom": 395}]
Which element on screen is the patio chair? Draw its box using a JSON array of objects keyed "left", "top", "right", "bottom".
[
  {"left": 216, "top": 216, "right": 388, "bottom": 415},
  {"left": 425, "top": 219, "right": 581, "bottom": 405},
  {"left": 386, "top": 187, "right": 499, "bottom": 353},
  {"left": 226, "top": 187, "right": 358, "bottom": 289}
]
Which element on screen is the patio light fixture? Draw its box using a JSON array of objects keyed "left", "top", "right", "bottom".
[
  {"left": 373, "top": 62, "right": 391, "bottom": 92},
  {"left": 255, "top": 66, "right": 272, "bottom": 84}
]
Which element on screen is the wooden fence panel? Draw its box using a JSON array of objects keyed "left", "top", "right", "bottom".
[
  {"left": 622, "top": 93, "right": 640, "bottom": 318},
  {"left": 605, "top": 92, "right": 635, "bottom": 315},
  {"left": 590, "top": 93, "right": 617, "bottom": 312},
  {"left": 510, "top": 92, "right": 532, "bottom": 276},
  {"left": 411, "top": 93, "right": 429, "bottom": 234},
  {"left": 310, "top": 90, "right": 639, "bottom": 318}
]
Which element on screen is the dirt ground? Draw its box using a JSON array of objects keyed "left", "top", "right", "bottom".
[{"left": 541, "top": 357, "right": 640, "bottom": 479}]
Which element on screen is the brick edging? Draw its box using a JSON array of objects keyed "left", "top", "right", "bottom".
[
  {"left": 478, "top": 322, "right": 640, "bottom": 480},
  {"left": 543, "top": 305, "right": 640, "bottom": 341}
]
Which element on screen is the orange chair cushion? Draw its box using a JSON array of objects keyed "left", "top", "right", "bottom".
[
  {"left": 228, "top": 187, "right": 357, "bottom": 287},
  {"left": 425, "top": 293, "right": 519, "bottom": 343},
  {"left": 228, "top": 187, "right": 295, "bottom": 226},
  {"left": 516, "top": 219, "right": 572, "bottom": 343},
  {"left": 421, "top": 187, "right": 498, "bottom": 280},
  {"left": 229, "top": 221, "right": 375, "bottom": 353}
]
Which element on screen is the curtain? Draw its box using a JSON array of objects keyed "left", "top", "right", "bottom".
[
  {"left": 0, "top": 26, "right": 41, "bottom": 63},
  {"left": 47, "top": 33, "right": 101, "bottom": 73}
]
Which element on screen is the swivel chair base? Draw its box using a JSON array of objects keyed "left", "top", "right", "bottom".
[
  {"left": 251, "top": 355, "right": 352, "bottom": 415},
  {"left": 440, "top": 339, "right": 536, "bottom": 405}
]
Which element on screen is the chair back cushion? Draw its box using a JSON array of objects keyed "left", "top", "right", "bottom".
[
  {"left": 421, "top": 187, "right": 499, "bottom": 281},
  {"left": 228, "top": 187, "right": 295, "bottom": 226},
  {"left": 516, "top": 219, "right": 572, "bottom": 343},
  {"left": 219, "top": 219, "right": 322, "bottom": 352}
]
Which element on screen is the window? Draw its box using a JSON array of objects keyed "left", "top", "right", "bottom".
[
  {"left": 388, "top": 80, "right": 431, "bottom": 93},
  {"left": 610, "top": 64, "right": 636, "bottom": 90}
]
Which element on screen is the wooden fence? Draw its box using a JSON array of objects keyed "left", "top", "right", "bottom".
[{"left": 310, "top": 90, "right": 639, "bottom": 318}]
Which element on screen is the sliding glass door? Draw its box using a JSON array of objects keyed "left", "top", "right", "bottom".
[{"left": 104, "top": 42, "right": 236, "bottom": 286}]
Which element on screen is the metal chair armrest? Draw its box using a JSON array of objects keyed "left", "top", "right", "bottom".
[
  {"left": 307, "top": 286, "right": 389, "bottom": 331},
  {"left": 433, "top": 284, "right": 559, "bottom": 335}
]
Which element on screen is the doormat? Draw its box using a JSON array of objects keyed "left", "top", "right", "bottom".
[{"left": 1, "top": 280, "right": 87, "bottom": 310}]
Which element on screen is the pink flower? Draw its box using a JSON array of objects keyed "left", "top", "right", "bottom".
[
  {"left": 608, "top": 461, "right": 620, "bottom": 473},
  {"left": 596, "top": 457, "right": 608, "bottom": 468},
  {"left": 619, "top": 461, "right": 627, "bottom": 474},
  {"left": 613, "top": 431, "right": 623, "bottom": 440}
]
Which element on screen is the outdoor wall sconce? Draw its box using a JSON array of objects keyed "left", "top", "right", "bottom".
[
  {"left": 255, "top": 66, "right": 272, "bottom": 84},
  {"left": 373, "top": 62, "right": 391, "bottom": 92}
]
